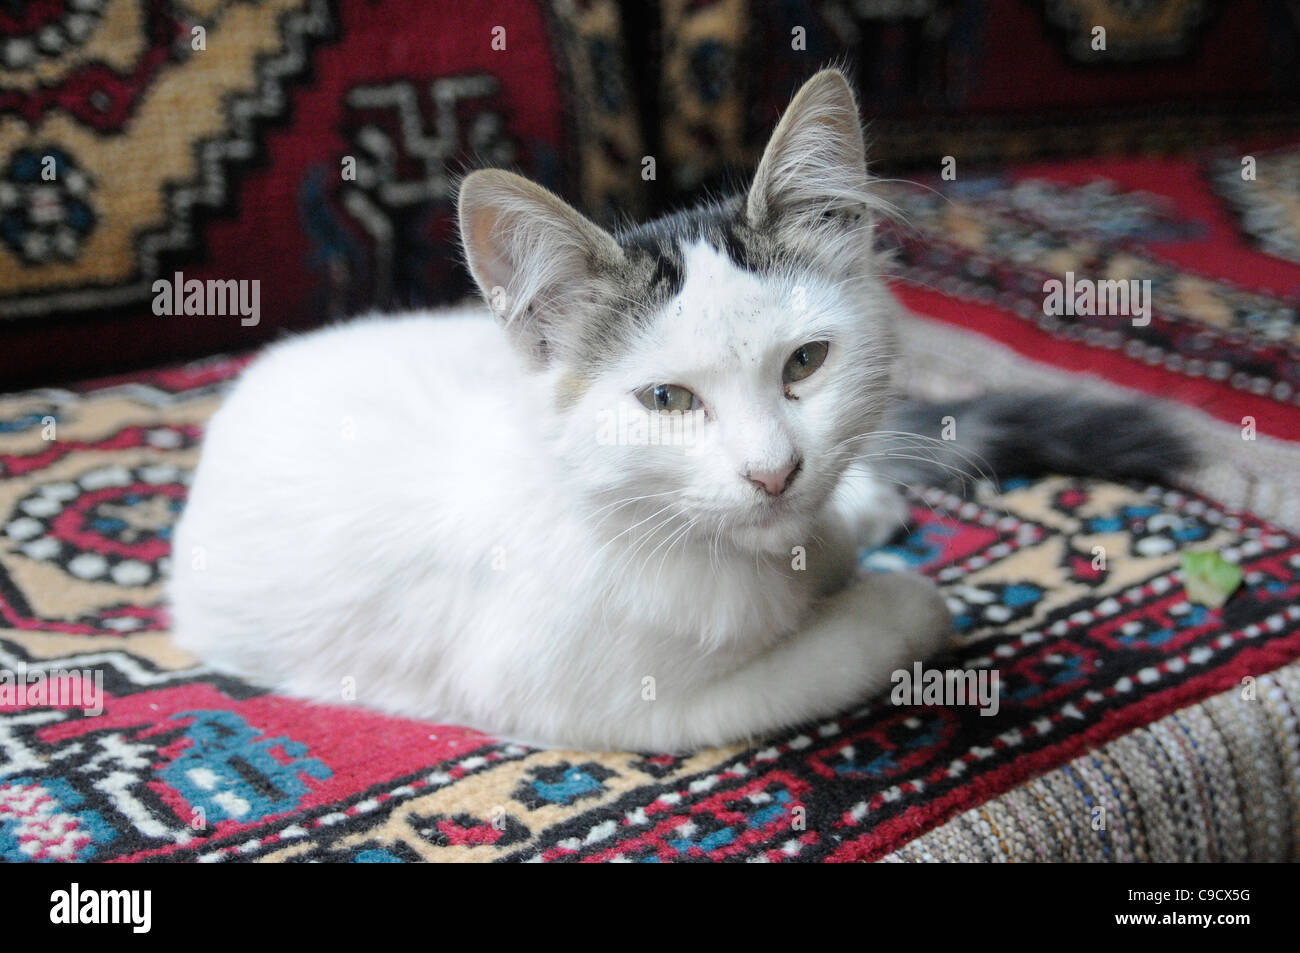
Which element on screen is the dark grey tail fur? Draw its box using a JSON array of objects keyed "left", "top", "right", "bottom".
[{"left": 879, "top": 391, "right": 1197, "bottom": 490}]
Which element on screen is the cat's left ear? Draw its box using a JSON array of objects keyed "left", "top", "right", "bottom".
[
  {"left": 746, "top": 69, "right": 873, "bottom": 237},
  {"left": 459, "top": 169, "right": 624, "bottom": 366}
]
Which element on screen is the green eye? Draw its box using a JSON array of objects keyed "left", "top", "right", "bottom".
[
  {"left": 783, "top": 341, "right": 829, "bottom": 385},
  {"left": 636, "top": 383, "right": 701, "bottom": 413}
]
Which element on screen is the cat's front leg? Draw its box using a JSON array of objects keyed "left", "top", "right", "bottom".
[{"left": 649, "top": 571, "right": 953, "bottom": 750}]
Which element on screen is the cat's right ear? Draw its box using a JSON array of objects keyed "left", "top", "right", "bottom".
[{"left": 459, "top": 170, "right": 623, "bottom": 366}]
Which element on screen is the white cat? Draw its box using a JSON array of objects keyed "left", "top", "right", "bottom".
[{"left": 169, "top": 70, "right": 1187, "bottom": 751}]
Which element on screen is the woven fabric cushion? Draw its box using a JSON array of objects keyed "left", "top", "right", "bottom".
[
  {"left": 882, "top": 660, "right": 1300, "bottom": 862},
  {"left": 1, "top": 350, "right": 1298, "bottom": 861},
  {"left": 0, "top": 0, "right": 645, "bottom": 386}
]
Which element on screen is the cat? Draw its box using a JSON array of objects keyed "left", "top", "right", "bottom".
[{"left": 169, "top": 70, "right": 1191, "bottom": 751}]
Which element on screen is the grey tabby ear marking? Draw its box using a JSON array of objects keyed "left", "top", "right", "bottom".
[{"left": 615, "top": 197, "right": 780, "bottom": 280}]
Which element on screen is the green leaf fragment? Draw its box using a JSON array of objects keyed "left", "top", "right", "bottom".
[{"left": 1181, "top": 550, "right": 1243, "bottom": 608}]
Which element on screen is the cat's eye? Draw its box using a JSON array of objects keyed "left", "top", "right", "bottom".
[
  {"left": 782, "top": 341, "right": 829, "bottom": 385},
  {"left": 636, "top": 383, "right": 701, "bottom": 413}
]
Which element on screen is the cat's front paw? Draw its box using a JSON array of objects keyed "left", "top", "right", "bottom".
[{"left": 871, "top": 570, "right": 955, "bottom": 661}]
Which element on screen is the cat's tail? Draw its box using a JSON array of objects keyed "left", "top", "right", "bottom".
[{"left": 876, "top": 391, "right": 1198, "bottom": 490}]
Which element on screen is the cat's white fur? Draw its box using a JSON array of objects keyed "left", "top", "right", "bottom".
[{"left": 169, "top": 71, "right": 953, "bottom": 751}]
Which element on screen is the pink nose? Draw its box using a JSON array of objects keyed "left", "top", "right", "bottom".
[{"left": 746, "top": 459, "right": 801, "bottom": 497}]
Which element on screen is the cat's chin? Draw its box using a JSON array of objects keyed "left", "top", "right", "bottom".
[{"left": 727, "top": 509, "right": 812, "bottom": 554}]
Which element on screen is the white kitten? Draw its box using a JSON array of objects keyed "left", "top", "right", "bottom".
[{"left": 169, "top": 70, "right": 1186, "bottom": 751}]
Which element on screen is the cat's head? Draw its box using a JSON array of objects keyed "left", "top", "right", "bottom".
[{"left": 458, "top": 69, "right": 898, "bottom": 553}]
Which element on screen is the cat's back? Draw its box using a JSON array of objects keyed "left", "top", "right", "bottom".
[
  {"left": 173, "top": 305, "right": 536, "bottom": 581},
  {"left": 195, "top": 307, "right": 522, "bottom": 485},
  {"left": 223, "top": 306, "right": 511, "bottom": 427}
]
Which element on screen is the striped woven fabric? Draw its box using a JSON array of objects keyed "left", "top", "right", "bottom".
[{"left": 882, "top": 659, "right": 1300, "bottom": 862}]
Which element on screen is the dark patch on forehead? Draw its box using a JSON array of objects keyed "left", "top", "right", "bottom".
[
  {"left": 616, "top": 195, "right": 777, "bottom": 276},
  {"left": 628, "top": 240, "right": 683, "bottom": 301},
  {"left": 566, "top": 195, "right": 786, "bottom": 369},
  {"left": 565, "top": 237, "right": 683, "bottom": 367},
  {"left": 718, "top": 215, "right": 760, "bottom": 271},
  {"left": 596, "top": 237, "right": 683, "bottom": 332}
]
